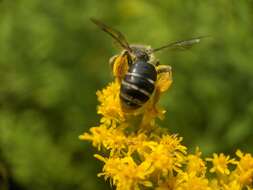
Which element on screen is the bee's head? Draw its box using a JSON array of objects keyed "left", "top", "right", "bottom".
[
  {"left": 129, "top": 45, "right": 153, "bottom": 62},
  {"left": 129, "top": 45, "right": 156, "bottom": 64}
]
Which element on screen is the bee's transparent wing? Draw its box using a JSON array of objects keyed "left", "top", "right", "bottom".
[
  {"left": 152, "top": 36, "right": 209, "bottom": 52},
  {"left": 90, "top": 18, "right": 131, "bottom": 52}
]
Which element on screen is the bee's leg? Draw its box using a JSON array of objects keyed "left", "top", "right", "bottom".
[
  {"left": 156, "top": 65, "right": 173, "bottom": 94},
  {"left": 109, "top": 55, "right": 118, "bottom": 70},
  {"left": 154, "top": 64, "right": 173, "bottom": 106},
  {"left": 155, "top": 59, "right": 160, "bottom": 66},
  {"left": 110, "top": 51, "right": 131, "bottom": 81},
  {"left": 155, "top": 65, "right": 173, "bottom": 110}
]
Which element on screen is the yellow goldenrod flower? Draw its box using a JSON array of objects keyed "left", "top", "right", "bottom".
[
  {"left": 126, "top": 132, "right": 151, "bottom": 155},
  {"left": 79, "top": 125, "right": 109, "bottom": 151},
  {"left": 79, "top": 124, "right": 127, "bottom": 155},
  {"left": 187, "top": 147, "right": 206, "bottom": 177},
  {"left": 222, "top": 180, "right": 242, "bottom": 190},
  {"left": 81, "top": 74, "right": 253, "bottom": 190},
  {"left": 142, "top": 134, "right": 186, "bottom": 177},
  {"left": 156, "top": 177, "right": 178, "bottom": 190},
  {"left": 233, "top": 150, "right": 253, "bottom": 186},
  {"left": 95, "top": 155, "right": 153, "bottom": 190},
  {"left": 206, "top": 153, "right": 237, "bottom": 175},
  {"left": 96, "top": 81, "right": 125, "bottom": 123},
  {"left": 175, "top": 172, "right": 211, "bottom": 190},
  {"left": 160, "top": 135, "right": 187, "bottom": 155}
]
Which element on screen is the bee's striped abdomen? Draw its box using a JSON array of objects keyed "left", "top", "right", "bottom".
[{"left": 120, "top": 60, "right": 157, "bottom": 109}]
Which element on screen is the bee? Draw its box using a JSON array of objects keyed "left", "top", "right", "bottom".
[{"left": 91, "top": 18, "right": 205, "bottom": 112}]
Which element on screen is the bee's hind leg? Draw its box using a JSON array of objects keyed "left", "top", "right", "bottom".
[
  {"left": 156, "top": 65, "right": 173, "bottom": 94},
  {"left": 153, "top": 64, "right": 173, "bottom": 108},
  {"left": 148, "top": 61, "right": 173, "bottom": 102}
]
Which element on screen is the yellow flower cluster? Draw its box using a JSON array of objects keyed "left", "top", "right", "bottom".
[{"left": 80, "top": 81, "right": 253, "bottom": 190}]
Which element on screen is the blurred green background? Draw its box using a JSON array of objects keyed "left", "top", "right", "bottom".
[{"left": 0, "top": 0, "right": 252, "bottom": 189}]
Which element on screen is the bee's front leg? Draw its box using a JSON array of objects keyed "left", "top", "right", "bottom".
[{"left": 109, "top": 51, "right": 131, "bottom": 81}]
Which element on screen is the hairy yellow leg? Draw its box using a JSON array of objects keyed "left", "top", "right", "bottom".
[
  {"left": 156, "top": 65, "right": 173, "bottom": 93},
  {"left": 111, "top": 51, "right": 130, "bottom": 81}
]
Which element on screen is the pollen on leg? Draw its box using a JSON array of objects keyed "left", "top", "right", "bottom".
[
  {"left": 156, "top": 65, "right": 173, "bottom": 93},
  {"left": 112, "top": 52, "right": 129, "bottom": 79}
]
